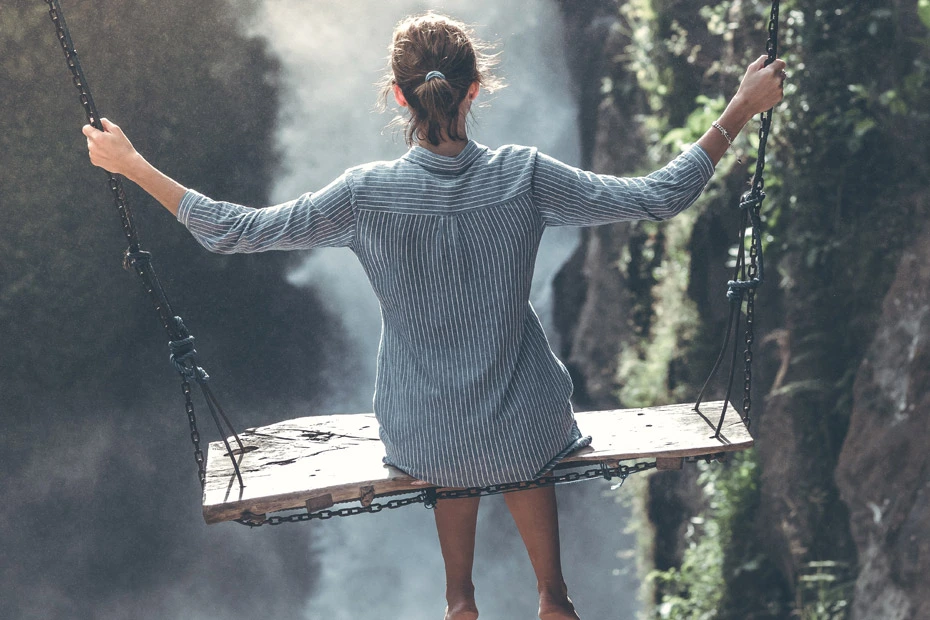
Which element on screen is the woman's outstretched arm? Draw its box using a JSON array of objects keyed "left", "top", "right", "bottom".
[
  {"left": 532, "top": 54, "right": 787, "bottom": 227},
  {"left": 82, "top": 118, "right": 186, "bottom": 216},
  {"left": 81, "top": 118, "right": 356, "bottom": 254}
]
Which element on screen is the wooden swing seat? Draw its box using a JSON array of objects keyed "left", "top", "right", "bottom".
[{"left": 201, "top": 401, "right": 752, "bottom": 524}]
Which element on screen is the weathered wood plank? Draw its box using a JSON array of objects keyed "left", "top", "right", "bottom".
[
  {"left": 202, "top": 401, "right": 751, "bottom": 524},
  {"left": 655, "top": 457, "right": 684, "bottom": 471}
]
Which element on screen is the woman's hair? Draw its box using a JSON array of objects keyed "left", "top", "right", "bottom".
[{"left": 378, "top": 12, "right": 503, "bottom": 147}]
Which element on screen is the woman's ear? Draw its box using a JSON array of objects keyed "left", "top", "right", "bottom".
[
  {"left": 392, "top": 83, "right": 409, "bottom": 108},
  {"left": 467, "top": 81, "right": 480, "bottom": 101}
]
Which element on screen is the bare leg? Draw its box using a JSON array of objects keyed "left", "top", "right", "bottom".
[
  {"left": 433, "top": 496, "right": 481, "bottom": 620},
  {"left": 503, "top": 486, "right": 581, "bottom": 620}
]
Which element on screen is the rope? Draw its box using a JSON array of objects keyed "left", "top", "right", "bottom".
[
  {"left": 45, "top": 0, "right": 245, "bottom": 490},
  {"left": 695, "top": 0, "right": 780, "bottom": 437}
]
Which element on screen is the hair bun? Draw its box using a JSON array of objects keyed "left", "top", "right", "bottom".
[{"left": 379, "top": 12, "right": 503, "bottom": 147}]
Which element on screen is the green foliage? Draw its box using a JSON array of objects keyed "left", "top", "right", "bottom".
[
  {"left": 616, "top": 211, "right": 699, "bottom": 407},
  {"left": 647, "top": 453, "right": 765, "bottom": 619},
  {"left": 762, "top": 0, "right": 930, "bottom": 492},
  {"left": 661, "top": 95, "right": 726, "bottom": 152},
  {"left": 618, "top": 0, "right": 667, "bottom": 115},
  {"left": 920, "top": 0, "right": 930, "bottom": 29},
  {"left": 797, "top": 561, "right": 855, "bottom": 620}
]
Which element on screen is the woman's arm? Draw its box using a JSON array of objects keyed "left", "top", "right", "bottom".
[
  {"left": 532, "top": 146, "right": 716, "bottom": 226},
  {"left": 82, "top": 118, "right": 186, "bottom": 216},
  {"left": 82, "top": 118, "right": 356, "bottom": 253},
  {"left": 697, "top": 54, "right": 787, "bottom": 166},
  {"left": 178, "top": 182, "right": 355, "bottom": 254},
  {"left": 532, "top": 55, "right": 787, "bottom": 227}
]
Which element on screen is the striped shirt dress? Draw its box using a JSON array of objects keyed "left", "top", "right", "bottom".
[{"left": 178, "top": 141, "right": 715, "bottom": 488}]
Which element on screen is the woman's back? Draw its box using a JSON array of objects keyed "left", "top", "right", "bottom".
[{"left": 350, "top": 141, "right": 574, "bottom": 488}]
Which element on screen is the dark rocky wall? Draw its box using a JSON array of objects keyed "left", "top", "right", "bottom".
[{"left": 835, "top": 224, "right": 930, "bottom": 620}]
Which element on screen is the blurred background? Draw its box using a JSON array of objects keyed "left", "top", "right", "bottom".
[{"left": 3, "top": 1, "right": 929, "bottom": 619}]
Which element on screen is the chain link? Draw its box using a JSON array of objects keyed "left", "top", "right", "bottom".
[
  {"left": 182, "top": 379, "right": 207, "bottom": 488},
  {"left": 46, "top": 0, "right": 177, "bottom": 333},
  {"left": 235, "top": 460, "right": 664, "bottom": 527},
  {"left": 740, "top": 0, "right": 780, "bottom": 429},
  {"left": 47, "top": 2, "right": 142, "bottom": 257}
]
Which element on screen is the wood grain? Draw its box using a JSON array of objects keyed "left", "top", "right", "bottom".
[{"left": 202, "top": 401, "right": 751, "bottom": 524}]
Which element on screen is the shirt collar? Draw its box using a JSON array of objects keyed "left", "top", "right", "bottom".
[{"left": 403, "top": 140, "right": 486, "bottom": 175}]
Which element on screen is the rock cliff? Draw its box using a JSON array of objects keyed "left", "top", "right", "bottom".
[{"left": 835, "top": 225, "right": 930, "bottom": 620}]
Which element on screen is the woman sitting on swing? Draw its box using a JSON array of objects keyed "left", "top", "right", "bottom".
[{"left": 83, "top": 11, "right": 786, "bottom": 620}]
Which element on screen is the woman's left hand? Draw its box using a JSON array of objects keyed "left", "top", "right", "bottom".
[{"left": 82, "top": 118, "right": 141, "bottom": 176}]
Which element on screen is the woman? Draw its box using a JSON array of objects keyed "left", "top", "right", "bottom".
[{"left": 83, "top": 12, "right": 786, "bottom": 620}]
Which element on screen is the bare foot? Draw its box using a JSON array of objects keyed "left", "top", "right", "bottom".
[
  {"left": 444, "top": 602, "right": 479, "bottom": 620},
  {"left": 539, "top": 586, "right": 581, "bottom": 620}
]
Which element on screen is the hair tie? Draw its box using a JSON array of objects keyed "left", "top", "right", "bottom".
[{"left": 424, "top": 70, "right": 446, "bottom": 82}]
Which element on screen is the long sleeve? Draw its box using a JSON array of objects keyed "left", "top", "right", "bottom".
[
  {"left": 177, "top": 174, "right": 355, "bottom": 254},
  {"left": 531, "top": 145, "right": 715, "bottom": 227}
]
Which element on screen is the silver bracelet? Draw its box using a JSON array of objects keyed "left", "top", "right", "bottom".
[{"left": 712, "top": 121, "right": 734, "bottom": 146}]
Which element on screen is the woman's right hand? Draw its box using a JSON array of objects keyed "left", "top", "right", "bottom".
[
  {"left": 82, "top": 118, "right": 141, "bottom": 176},
  {"left": 734, "top": 55, "right": 787, "bottom": 117}
]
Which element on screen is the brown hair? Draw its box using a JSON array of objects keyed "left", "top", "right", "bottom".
[{"left": 378, "top": 12, "right": 503, "bottom": 147}]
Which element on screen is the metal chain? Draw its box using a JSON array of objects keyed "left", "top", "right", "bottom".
[
  {"left": 741, "top": 0, "right": 780, "bottom": 428},
  {"left": 182, "top": 379, "right": 207, "bottom": 488},
  {"left": 695, "top": 0, "right": 779, "bottom": 435},
  {"left": 238, "top": 493, "right": 432, "bottom": 526},
  {"left": 46, "top": 0, "right": 177, "bottom": 334},
  {"left": 45, "top": 0, "right": 242, "bottom": 489},
  {"left": 47, "top": 4, "right": 148, "bottom": 288},
  {"left": 235, "top": 460, "right": 666, "bottom": 527}
]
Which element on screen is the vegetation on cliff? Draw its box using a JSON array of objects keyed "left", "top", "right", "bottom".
[{"left": 560, "top": 0, "right": 930, "bottom": 617}]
